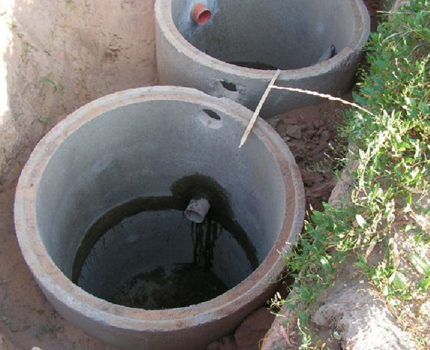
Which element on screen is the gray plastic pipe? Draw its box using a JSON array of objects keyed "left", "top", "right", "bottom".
[{"left": 185, "top": 198, "right": 211, "bottom": 223}]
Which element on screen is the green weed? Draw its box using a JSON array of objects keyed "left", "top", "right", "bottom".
[{"left": 278, "top": 1, "right": 430, "bottom": 347}]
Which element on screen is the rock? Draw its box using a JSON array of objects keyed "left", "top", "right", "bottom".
[
  {"left": 310, "top": 181, "right": 336, "bottom": 200},
  {"left": 206, "top": 308, "right": 274, "bottom": 350},
  {"left": 207, "top": 336, "right": 237, "bottom": 350},
  {"left": 266, "top": 117, "right": 280, "bottom": 129},
  {"left": 260, "top": 307, "right": 297, "bottom": 350},
  {"left": 0, "top": 334, "right": 17, "bottom": 350},
  {"left": 301, "top": 171, "right": 324, "bottom": 187},
  {"left": 419, "top": 300, "right": 430, "bottom": 319},
  {"left": 320, "top": 130, "right": 331, "bottom": 142},
  {"left": 234, "top": 308, "right": 274, "bottom": 349},
  {"left": 328, "top": 159, "right": 358, "bottom": 208},
  {"left": 312, "top": 281, "right": 417, "bottom": 350},
  {"left": 312, "top": 119, "right": 325, "bottom": 129},
  {"left": 285, "top": 125, "right": 302, "bottom": 139},
  {"left": 392, "top": 0, "right": 408, "bottom": 12}
]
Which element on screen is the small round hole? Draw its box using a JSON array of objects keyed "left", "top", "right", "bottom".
[
  {"left": 203, "top": 109, "right": 221, "bottom": 120},
  {"left": 220, "top": 81, "right": 237, "bottom": 92}
]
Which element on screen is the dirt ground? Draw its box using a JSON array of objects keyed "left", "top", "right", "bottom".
[
  {"left": 273, "top": 102, "right": 346, "bottom": 211},
  {"left": 0, "top": 1, "right": 380, "bottom": 350},
  {"left": 0, "top": 0, "right": 157, "bottom": 186},
  {"left": 0, "top": 169, "right": 116, "bottom": 348},
  {"left": 363, "top": 0, "right": 383, "bottom": 31}
]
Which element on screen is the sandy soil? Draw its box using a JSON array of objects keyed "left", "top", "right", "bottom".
[
  {"left": 0, "top": 0, "right": 157, "bottom": 187},
  {"left": 0, "top": 165, "right": 116, "bottom": 350}
]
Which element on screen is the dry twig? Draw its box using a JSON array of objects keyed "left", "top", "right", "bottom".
[
  {"left": 270, "top": 85, "right": 376, "bottom": 117},
  {"left": 239, "top": 73, "right": 375, "bottom": 148},
  {"left": 239, "top": 69, "right": 281, "bottom": 148}
]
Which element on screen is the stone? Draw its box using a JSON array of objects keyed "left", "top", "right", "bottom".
[
  {"left": 312, "top": 281, "right": 417, "bottom": 350},
  {"left": 285, "top": 126, "right": 302, "bottom": 140},
  {"left": 234, "top": 308, "right": 275, "bottom": 349}
]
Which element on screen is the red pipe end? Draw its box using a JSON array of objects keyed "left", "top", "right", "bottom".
[{"left": 192, "top": 3, "right": 212, "bottom": 26}]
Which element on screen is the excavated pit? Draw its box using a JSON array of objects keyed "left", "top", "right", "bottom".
[
  {"left": 155, "top": 0, "right": 370, "bottom": 116},
  {"left": 14, "top": 87, "right": 305, "bottom": 349}
]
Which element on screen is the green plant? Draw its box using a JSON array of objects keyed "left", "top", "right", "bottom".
[
  {"left": 277, "top": 1, "right": 430, "bottom": 347},
  {"left": 40, "top": 75, "right": 64, "bottom": 93},
  {"left": 36, "top": 324, "right": 63, "bottom": 339}
]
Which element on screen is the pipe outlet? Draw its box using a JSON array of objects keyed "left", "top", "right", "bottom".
[
  {"left": 185, "top": 198, "right": 211, "bottom": 223},
  {"left": 191, "top": 3, "right": 212, "bottom": 25}
]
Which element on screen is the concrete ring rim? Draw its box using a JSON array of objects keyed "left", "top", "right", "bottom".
[
  {"left": 14, "top": 86, "right": 306, "bottom": 332},
  {"left": 154, "top": 0, "right": 371, "bottom": 80}
]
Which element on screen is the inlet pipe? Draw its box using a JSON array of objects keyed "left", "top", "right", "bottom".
[
  {"left": 191, "top": 3, "right": 212, "bottom": 25},
  {"left": 185, "top": 198, "right": 211, "bottom": 223}
]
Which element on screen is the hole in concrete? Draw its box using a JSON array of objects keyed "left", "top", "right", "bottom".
[
  {"left": 220, "top": 80, "right": 237, "bottom": 92},
  {"left": 72, "top": 175, "right": 258, "bottom": 309},
  {"left": 203, "top": 109, "right": 221, "bottom": 120},
  {"left": 172, "top": 0, "right": 361, "bottom": 69}
]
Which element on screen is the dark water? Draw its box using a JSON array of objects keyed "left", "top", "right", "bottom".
[
  {"left": 111, "top": 264, "right": 227, "bottom": 309},
  {"left": 72, "top": 174, "right": 258, "bottom": 309},
  {"left": 228, "top": 60, "right": 279, "bottom": 70}
]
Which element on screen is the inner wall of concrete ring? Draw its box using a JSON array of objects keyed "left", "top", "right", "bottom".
[
  {"left": 14, "top": 87, "right": 305, "bottom": 350},
  {"left": 155, "top": 0, "right": 371, "bottom": 118}
]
